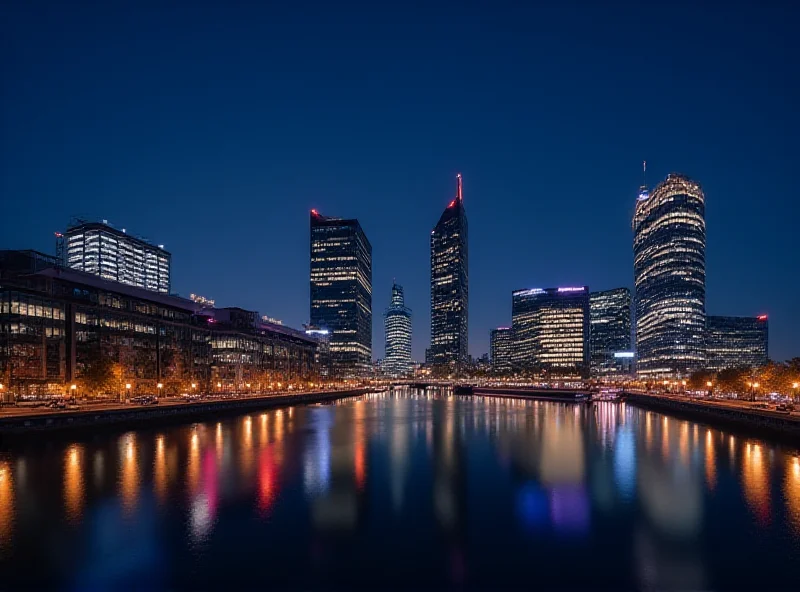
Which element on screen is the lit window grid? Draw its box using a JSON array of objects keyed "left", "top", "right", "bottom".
[
  {"left": 633, "top": 175, "right": 706, "bottom": 377},
  {"left": 310, "top": 214, "right": 373, "bottom": 375},
  {"left": 430, "top": 203, "right": 468, "bottom": 366}
]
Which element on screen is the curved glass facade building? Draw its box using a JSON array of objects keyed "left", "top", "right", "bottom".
[
  {"left": 384, "top": 283, "right": 412, "bottom": 377},
  {"left": 633, "top": 173, "right": 706, "bottom": 377}
]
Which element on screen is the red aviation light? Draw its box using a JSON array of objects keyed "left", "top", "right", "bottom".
[
  {"left": 448, "top": 200, "right": 456, "bottom": 208},
  {"left": 757, "top": 315, "right": 767, "bottom": 321},
  {"left": 310, "top": 209, "right": 319, "bottom": 216}
]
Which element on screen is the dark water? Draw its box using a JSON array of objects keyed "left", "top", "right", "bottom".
[{"left": 1, "top": 389, "right": 800, "bottom": 590}]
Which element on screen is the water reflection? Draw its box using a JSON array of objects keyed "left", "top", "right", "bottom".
[
  {"left": 119, "top": 434, "right": 139, "bottom": 514},
  {"left": 0, "top": 461, "right": 13, "bottom": 554},
  {"left": 742, "top": 442, "right": 771, "bottom": 524},
  {"left": 0, "top": 390, "right": 799, "bottom": 589},
  {"left": 64, "top": 444, "right": 84, "bottom": 523},
  {"left": 786, "top": 456, "right": 800, "bottom": 534}
]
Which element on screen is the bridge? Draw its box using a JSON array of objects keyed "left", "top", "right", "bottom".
[{"left": 388, "top": 381, "right": 592, "bottom": 402}]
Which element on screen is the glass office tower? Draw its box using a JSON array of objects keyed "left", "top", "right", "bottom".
[
  {"left": 633, "top": 174, "right": 706, "bottom": 377},
  {"left": 65, "top": 221, "right": 171, "bottom": 293},
  {"left": 706, "top": 315, "right": 768, "bottom": 370},
  {"left": 490, "top": 327, "right": 513, "bottom": 374},
  {"left": 430, "top": 174, "right": 468, "bottom": 370},
  {"left": 511, "top": 287, "right": 590, "bottom": 378},
  {"left": 310, "top": 210, "right": 372, "bottom": 376},
  {"left": 589, "top": 288, "right": 632, "bottom": 376},
  {"left": 383, "top": 283, "right": 412, "bottom": 377}
]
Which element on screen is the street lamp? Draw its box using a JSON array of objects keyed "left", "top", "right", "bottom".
[
  {"left": 793, "top": 382, "right": 799, "bottom": 403},
  {"left": 157, "top": 382, "right": 163, "bottom": 398},
  {"left": 706, "top": 380, "right": 713, "bottom": 398},
  {"left": 125, "top": 383, "right": 132, "bottom": 402}
]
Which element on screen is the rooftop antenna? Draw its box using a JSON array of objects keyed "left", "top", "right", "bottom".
[
  {"left": 456, "top": 173, "right": 463, "bottom": 201},
  {"left": 642, "top": 160, "right": 647, "bottom": 187}
]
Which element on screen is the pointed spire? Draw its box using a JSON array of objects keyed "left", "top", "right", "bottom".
[
  {"left": 456, "top": 173, "right": 463, "bottom": 201},
  {"left": 642, "top": 160, "right": 647, "bottom": 187}
]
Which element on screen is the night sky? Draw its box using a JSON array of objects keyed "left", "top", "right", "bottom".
[{"left": 2, "top": 1, "right": 797, "bottom": 361}]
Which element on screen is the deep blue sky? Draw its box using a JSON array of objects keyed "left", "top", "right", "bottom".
[{"left": 2, "top": 0, "right": 798, "bottom": 361}]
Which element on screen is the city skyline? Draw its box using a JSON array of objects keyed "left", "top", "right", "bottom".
[{"left": 1, "top": 1, "right": 796, "bottom": 362}]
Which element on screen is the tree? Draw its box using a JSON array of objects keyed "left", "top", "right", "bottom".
[{"left": 688, "top": 369, "right": 715, "bottom": 390}]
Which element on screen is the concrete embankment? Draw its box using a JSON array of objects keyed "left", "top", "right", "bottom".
[
  {"left": 0, "top": 388, "right": 375, "bottom": 437},
  {"left": 623, "top": 392, "right": 800, "bottom": 446}
]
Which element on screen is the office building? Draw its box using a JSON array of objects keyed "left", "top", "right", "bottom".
[
  {"left": 490, "top": 327, "right": 513, "bottom": 374},
  {"left": 310, "top": 210, "right": 373, "bottom": 376},
  {"left": 383, "top": 283, "right": 412, "bottom": 377},
  {"left": 633, "top": 173, "right": 706, "bottom": 377},
  {"left": 304, "top": 325, "right": 332, "bottom": 378},
  {"left": 511, "top": 286, "right": 590, "bottom": 378},
  {"left": 706, "top": 315, "right": 769, "bottom": 370},
  {"left": 589, "top": 288, "right": 632, "bottom": 376},
  {"left": 430, "top": 174, "right": 468, "bottom": 369},
  {"left": 65, "top": 220, "right": 171, "bottom": 293},
  {"left": 0, "top": 250, "right": 317, "bottom": 397}
]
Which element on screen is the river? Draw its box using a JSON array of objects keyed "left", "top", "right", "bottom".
[{"left": 1, "top": 388, "right": 799, "bottom": 589}]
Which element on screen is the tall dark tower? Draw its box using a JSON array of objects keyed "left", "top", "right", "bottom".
[
  {"left": 430, "top": 174, "right": 469, "bottom": 371},
  {"left": 310, "top": 210, "right": 373, "bottom": 376}
]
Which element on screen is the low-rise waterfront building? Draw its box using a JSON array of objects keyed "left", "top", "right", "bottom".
[{"left": 0, "top": 250, "right": 317, "bottom": 398}]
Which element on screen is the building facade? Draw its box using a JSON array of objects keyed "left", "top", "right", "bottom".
[
  {"left": 511, "top": 286, "right": 590, "bottom": 378},
  {"left": 589, "top": 288, "right": 632, "bottom": 377},
  {"left": 430, "top": 174, "right": 468, "bottom": 369},
  {"left": 304, "top": 325, "right": 332, "bottom": 378},
  {"left": 706, "top": 315, "right": 769, "bottom": 371},
  {"left": 383, "top": 283, "right": 412, "bottom": 377},
  {"left": 310, "top": 210, "right": 373, "bottom": 376},
  {"left": 65, "top": 221, "right": 171, "bottom": 293},
  {"left": 490, "top": 327, "right": 513, "bottom": 374},
  {"left": 633, "top": 174, "right": 706, "bottom": 377},
  {"left": 0, "top": 250, "right": 317, "bottom": 398}
]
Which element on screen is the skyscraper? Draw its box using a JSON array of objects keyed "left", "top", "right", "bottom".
[
  {"left": 490, "top": 327, "right": 513, "bottom": 374},
  {"left": 633, "top": 173, "right": 706, "bottom": 377},
  {"left": 310, "top": 210, "right": 372, "bottom": 376},
  {"left": 65, "top": 220, "right": 171, "bottom": 293},
  {"left": 430, "top": 174, "right": 468, "bottom": 369},
  {"left": 384, "top": 283, "right": 412, "bottom": 377},
  {"left": 706, "top": 315, "right": 769, "bottom": 371},
  {"left": 511, "top": 287, "right": 590, "bottom": 378},
  {"left": 589, "top": 288, "right": 632, "bottom": 376}
]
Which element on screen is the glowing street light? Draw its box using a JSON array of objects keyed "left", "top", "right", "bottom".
[
  {"left": 125, "top": 383, "right": 132, "bottom": 390},
  {"left": 191, "top": 383, "right": 197, "bottom": 390}
]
